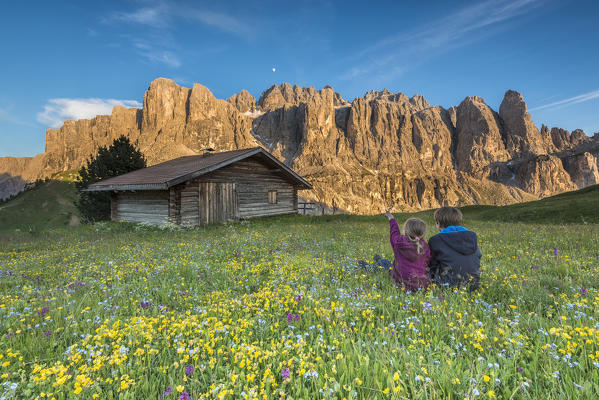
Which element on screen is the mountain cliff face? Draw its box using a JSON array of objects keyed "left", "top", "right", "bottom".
[{"left": 2, "top": 77, "right": 598, "bottom": 213}]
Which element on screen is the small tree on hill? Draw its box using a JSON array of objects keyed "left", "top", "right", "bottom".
[{"left": 76, "top": 136, "right": 146, "bottom": 222}]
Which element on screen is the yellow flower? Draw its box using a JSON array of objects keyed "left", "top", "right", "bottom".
[
  {"left": 73, "top": 387, "right": 82, "bottom": 395},
  {"left": 176, "top": 385, "right": 185, "bottom": 393},
  {"left": 382, "top": 387, "right": 390, "bottom": 394},
  {"left": 488, "top": 390, "right": 496, "bottom": 398},
  {"left": 120, "top": 381, "right": 129, "bottom": 390},
  {"left": 393, "top": 372, "right": 399, "bottom": 382},
  {"left": 483, "top": 375, "right": 490, "bottom": 382}
]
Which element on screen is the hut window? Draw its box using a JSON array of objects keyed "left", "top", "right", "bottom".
[{"left": 268, "top": 190, "right": 277, "bottom": 204}]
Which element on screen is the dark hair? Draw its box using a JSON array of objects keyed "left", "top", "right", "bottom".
[{"left": 434, "top": 206, "right": 462, "bottom": 228}]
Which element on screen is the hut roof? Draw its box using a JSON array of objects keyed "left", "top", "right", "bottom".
[{"left": 85, "top": 147, "right": 312, "bottom": 191}]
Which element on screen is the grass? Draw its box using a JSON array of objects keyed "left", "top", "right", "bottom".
[
  {"left": 461, "top": 184, "right": 599, "bottom": 225},
  {"left": 0, "top": 213, "right": 598, "bottom": 399},
  {"left": 0, "top": 180, "right": 79, "bottom": 234}
]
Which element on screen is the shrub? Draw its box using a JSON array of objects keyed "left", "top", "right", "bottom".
[{"left": 76, "top": 136, "right": 146, "bottom": 222}]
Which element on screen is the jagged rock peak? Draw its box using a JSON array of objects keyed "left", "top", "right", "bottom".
[
  {"left": 409, "top": 94, "right": 430, "bottom": 110},
  {"left": 500, "top": 90, "right": 528, "bottom": 117},
  {"left": 571, "top": 129, "right": 589, "bottom": 145},
  {"left": 499, "top": 89, "right": 547, "bottom": 158},
  {"left": 455, "top": 94, "right": 509, "bottom": 173},
  {"left": 227, "top": 89, "right": 256, "bottom": 113},
  {"left": 361, "top": 89, "right": 430, "bottom": 110},
  {"left": 324, "top": 85, "right": 350, "bottom": 107},
  {"left": 256, "top": 83, "right": 347, "bottom": 111},
  {"left": 461, "top": 95, "right": 487, "bottom": 105},
  {"left": 142, "top": 78, "right": 191, "bottom": 133}
]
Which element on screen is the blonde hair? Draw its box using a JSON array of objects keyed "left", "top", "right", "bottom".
[{"left": 403, "top": 218, "right": 427, "bottom": 254}]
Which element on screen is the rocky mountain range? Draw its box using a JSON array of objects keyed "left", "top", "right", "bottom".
[{"left": 2, "top": 77, "right": 598, "bottom": 213}]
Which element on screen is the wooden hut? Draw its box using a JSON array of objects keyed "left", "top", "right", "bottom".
[{"left": 85, "top": 147, "right": 312, "bottom": 226}]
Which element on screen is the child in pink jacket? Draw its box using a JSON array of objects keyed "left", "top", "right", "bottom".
[{"left": 384, "top": 211, "right": 431, "bottom": 291}]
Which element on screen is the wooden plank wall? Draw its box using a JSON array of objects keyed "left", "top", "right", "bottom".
[
  {"left": 199, "top": 156, "right": 298, "bottom": 220},
  {"left": 179, "top": 180, "right": 199, "bottom": 227},
  {"left": 199, "top": 182, "right": 236, "bottom": 224},
  {"left": 110, "top": 192, "right": 118, "bottom": 221},
  {"left": 116, "top": 191, "right": 169, "bottom": 225},
  {"left": 168, "top": 188, "right": 182, "bottom": 225}
]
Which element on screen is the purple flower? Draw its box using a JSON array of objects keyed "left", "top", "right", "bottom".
[
  {"left": 582, "top": 286, "right": 588, "bottom": 295},
  {"left": 140, "top": 301, "right": 151, "bottom": 309},
  {"left": 287, "top": 313, "right": 293, "bottom": 323},
  {"left": 38, "top": 306, "right": 49, "bottom": 316},
  {"left": 185, "top": 364, "right": 194, "bottom": 375},
  {"left": 517, "top": 367, "right": 524, "bottom": 373},
  {"left": 553, "top": 248, "right": 558, "bottom": 256},
  {"left": 294, "top": 314, "right": 300, "bottom": 321},
  {"left": 296, "top": 295, "right": 303, "bottom": 303},
  {"left": 179, "top": 392, "right": 190, "bottom": 400},
  {"left": 164, "top": 386, "right": 173, "bottom": 396},
  {"left": 281, "top": 368, "right": 290, "bottom": 380},
  {"left": 6, "top": 333, "right": 15, "bottom": 339},
  {"left": 44, "top": 330, "right": 52, "bottom": 337}
]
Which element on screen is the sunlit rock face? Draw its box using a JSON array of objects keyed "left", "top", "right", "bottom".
[{"left": 2, "top": 79, "right": 598, "bottom": 212}]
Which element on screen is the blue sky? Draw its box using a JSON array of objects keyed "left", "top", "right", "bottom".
[{"left": 1, "top": 0, "right": 598, "bottom": 157}]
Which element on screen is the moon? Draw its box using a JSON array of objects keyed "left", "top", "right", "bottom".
[{"left": 272, "top": 67, "right": 276, "bottom": 72}]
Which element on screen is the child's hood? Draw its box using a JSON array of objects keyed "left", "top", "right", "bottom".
[{"left": 437, "top": 230, "right": 479, "bottom": 255}]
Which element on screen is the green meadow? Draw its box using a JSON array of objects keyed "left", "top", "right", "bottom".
[{"left": 0, "top": 185, "right": 598, "bottom": 399}]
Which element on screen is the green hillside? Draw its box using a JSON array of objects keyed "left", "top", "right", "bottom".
[
  {"left": 0, "top": 180, "right": 79, "bottom": 234},
  {"left": 461, "top": 184, "right": 599, "bottom": 224},
  {"left": 0, "top": 181, "right": 597, "bottom": 234}
]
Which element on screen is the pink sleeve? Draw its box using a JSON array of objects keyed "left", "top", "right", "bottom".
[{"left": 389, "top": 219, "right": 412, "bottom": 249}]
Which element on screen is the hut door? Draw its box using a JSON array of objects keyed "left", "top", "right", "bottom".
[{"left": 199, "top": 182, "right": 237, "bottom": 224}]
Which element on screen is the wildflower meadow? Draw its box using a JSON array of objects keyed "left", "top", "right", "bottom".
[{"left": 1, "top": 214, "right": 598, "bottom": 399}]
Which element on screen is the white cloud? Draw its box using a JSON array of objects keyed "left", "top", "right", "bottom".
[
  {"left": 109, "top": 5, "right": 169, "bottom": 28},
  {"left": 341, "top": 0, "right": 544, "bottom": 82},
  {"left": 133, "top": 40, "right": 181, "bottom": 67},
  {"left": 37, "top": 98, "right": 142, "bottom": 128},
  {"left": 529, "top": 89, "right": 599, "bottom": 111},
  {"left": 107, "top": 2, "right": 250, "bottom": 35},
  {"left": 104, "top": 2, "right": 252, "bottom": 68},
  {"left": 188, "top": 10, "right": 250, "bottom": 35}
]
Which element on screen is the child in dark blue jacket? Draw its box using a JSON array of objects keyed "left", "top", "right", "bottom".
[{"left": 428, "top": 207, "right": 481, "bottom": 291}]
